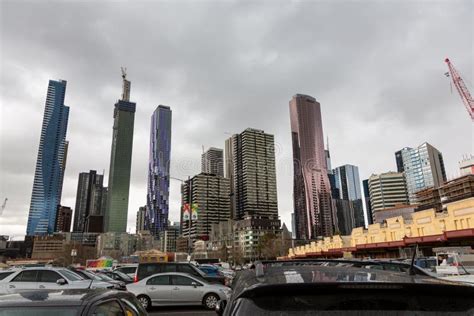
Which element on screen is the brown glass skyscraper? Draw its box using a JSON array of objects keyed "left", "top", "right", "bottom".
[{"left": 290, "top": 94, "right": 334, "bottom": 239}]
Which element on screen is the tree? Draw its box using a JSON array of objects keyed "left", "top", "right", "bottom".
[{"left": 258, "top": 232, "right": 279, "bottom": 260}]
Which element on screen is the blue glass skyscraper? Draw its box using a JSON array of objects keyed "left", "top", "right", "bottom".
[
  {"left": 146, "top": 105, "right": 172, "bottom": 237},
  {"left": 26, "top": 80, "right": 69, "bottom": 235}
]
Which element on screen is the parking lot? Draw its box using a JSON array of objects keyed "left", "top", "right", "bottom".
[{"left": 149, "top": 306, "right": 215, "bottom": 315}]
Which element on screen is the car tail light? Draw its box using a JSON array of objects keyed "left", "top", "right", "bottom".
[{"left": 134, "top": 274, "right": 138, "bottom": 283}]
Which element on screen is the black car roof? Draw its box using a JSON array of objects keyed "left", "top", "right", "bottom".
[
  {"left": 231, "top": 259, "right": 470, "bottom": 296},
  {"left": 0, "top": 289, "right": 130, "bottom": 307}
]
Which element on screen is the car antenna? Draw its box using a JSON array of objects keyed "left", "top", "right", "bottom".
[{"left": 408, "top": 244, "right": 418, "bottom": 276}]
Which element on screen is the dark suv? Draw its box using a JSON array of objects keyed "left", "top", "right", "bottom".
[
  {"left": 136, "top": 262, "right": 226, "bottom": 285},
  {"left": 217, "top": 259, "right": 474, "bottom": 315}
]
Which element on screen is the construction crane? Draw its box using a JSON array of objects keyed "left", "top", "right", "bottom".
[
  {"left": 0, "top": 198, "right": 7, "bottom": 216},
  {"left": 444, "top": 58, "right": 474, "bottom": 121}
]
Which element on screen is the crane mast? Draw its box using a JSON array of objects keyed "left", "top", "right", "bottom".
[{"left": 445, "top": 58, "right": 474, "bottom": 121}]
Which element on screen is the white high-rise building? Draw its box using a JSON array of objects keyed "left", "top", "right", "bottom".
[{"left": 395, "top": 142, "right": 446, "bottom": 204}]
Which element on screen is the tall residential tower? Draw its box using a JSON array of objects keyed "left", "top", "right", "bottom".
[
  {"left": 201, "top": 147, "right": 224, "bottom": 177},
  {"left": 225, "top": 128, "right": 278, "bottom": 220},
  {"left": 105, "top": 69, "right": 136, "bottom": 232},
  {"left": 289, "top": 94, "right": 334, "bottom": 239},
  {"left": 146, "top": 105, "right": 172, "bottom": 237},
  {"left": 26, "top": 80, "right": 69, "bottom": 235}
]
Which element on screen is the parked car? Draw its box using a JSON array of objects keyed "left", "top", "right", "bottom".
[
  {"left": 198, "top": 265, "right": 223, "bottom": 277},
  {"left": 217, "top": 259, "right": 474, "bottom": 315},
  {"left": 127, "top": 272, "right": 231, "bottom": 310},
  {"left": 200, "top": 264, "right": 234, "bottom": 279},
  {"left": 0, "top": 288, "right": 147, "bottom": 315},
  {"left": 0, "top": 271, "right": 16, "bottom": 281},
  {"left": 136, "top": 262, "right": 227, "bottom": 285},
  {"left": 99, "top": 270, "right": 134, "bottom": 284},
  {"left": 114, "top": 264, "right": 138, "bottom": 278},
  {"left": 0, "top": 267, "right": 113, "bottom": 294},
  {"left": 69, "top": 268, "right": 127, "bottom": 290}
]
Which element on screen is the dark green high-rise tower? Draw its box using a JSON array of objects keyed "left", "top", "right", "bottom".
[{"left": 105, "top": 68, "right": 136, "bottom": 232}]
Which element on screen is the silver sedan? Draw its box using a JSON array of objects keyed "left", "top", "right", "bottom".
[{"left": 126, "top": 272, "right": 231, "bottom": 310}]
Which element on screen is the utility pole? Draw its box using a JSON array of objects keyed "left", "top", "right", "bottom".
[{"left": 188, "top": 175, "right": 192, "bottom": 257}]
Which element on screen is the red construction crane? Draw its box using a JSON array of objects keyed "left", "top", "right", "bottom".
[{"left": 445, "top": 58, "right": 474, "bottom": 120}]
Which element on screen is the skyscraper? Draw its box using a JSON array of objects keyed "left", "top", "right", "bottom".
[
  {"left": 368, "top": 172, "right": 409, "bottom": 219},
  {"left": 26, "top": 79, "right": 69, "bottom": 236},
  {"left": 362, "top": 179, "right": 373, "bottom": 225},
  {"left": 201, "top": 147, "right": 224, "bottom": 177},
  {"left": 181, "top": 173, "right": 231, "bottom": 240},
  {"left": 333, "top": 164, "right": 364, "bottom": 228},
  {"left": 225, "top": 128, "right": 278, "bottom": 220},
  {"left": 73, "top": 170, "right": 105, "bottom": 232},
  {"left": 289, "top": 94, "right": 334, "bottom": 239},
  {"left": 395, "top": 142, "right": 447, "bottom": 203},
  {"left": 105, "top": 70, "right": 136, "bottom": 232},
  {"left": 146, "top": 105, "right": 172, "bottom": 237},
  {"left": 54, "top": 205, "right": 72, "bottom": 233},
  {"left": 136, "top": 206, "right": 146, "bottom": 233}
]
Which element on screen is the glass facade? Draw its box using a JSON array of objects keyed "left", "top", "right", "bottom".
[
  {"left": 289, "top": 94, "right": 334, "bottom": 239},
  {"left": 105, "top": 88, "right": 136, "bottom": 232},
  {"left": 146, "top": 105, "right": 172, "bottom": 237},
  {"left": 27, "top": 80, "right": 69, "bottom": 235},
  {"left": 397, "top": 143, "right": 446, "bottom": 204}
]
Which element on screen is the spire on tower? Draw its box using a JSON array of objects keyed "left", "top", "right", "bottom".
[{"left": 121, "top": 67, "right": 131, "bottom": 101}]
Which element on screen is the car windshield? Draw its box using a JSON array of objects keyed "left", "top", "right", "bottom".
[
  {"left": 113, "top": 270, "right": 133, "bottom": 281},
  {"left": 80, "top": 270, "right": 102, "bottom": 281},
  {"left": 58, "top": 269, "right": 84, "bottom": 281},
  {"left": 95, "top": 273, "right": 114, "bottom": 281},
  {"left": 0, "top": 307, "right": 79, "bottom": 316}
]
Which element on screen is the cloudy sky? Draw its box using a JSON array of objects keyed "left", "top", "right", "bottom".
[{"left": 0, "top": 0, "right": 472, "bottom": 239}]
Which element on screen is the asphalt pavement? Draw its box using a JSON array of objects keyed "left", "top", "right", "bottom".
[{"left": 148, "top": 306, "right": 215, "bottom": 315}]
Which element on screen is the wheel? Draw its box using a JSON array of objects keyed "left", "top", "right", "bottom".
[
  {"left": 136, "top": 295, "right": 151, "bottom": 310},
  {"left": 203, "top": 293, "right": 219, "bottom": 310}
]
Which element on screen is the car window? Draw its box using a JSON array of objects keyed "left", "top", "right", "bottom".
[
  {"left": 91, "top": 300, "right": 124, "bottom": 316},
  {"left": 162, "top": 264, "right": 176, "bottom": 273},
  {"left": 146, "top": 275, "right": 170, "bottom": 285},
  {"left": 0, "top": 272, "right": 14, "bottom": 280},
  {"left": 114, "top": 271, "right": 133, "bottom": 281},
  {"left": 11, "top": 270, "right": 38, "bottom": 282},
  {"left": 142, "top": 264, "right": 162, "bottom": 276},
  {"left": 118, "top": 267, "right": 136, "bottom": 274},
  {"left": 59, "top": 269, "right": 83, "bottom": 281},
  {"left": 0, "top": 307, "right": 79, "bottom": 316},
  {"left": 38, "top": 270, "right": 62, "bottom": 283},
  {"left": 121, "top": 297, "right": 147, "bottom": 316},
  {"left": 171, "top": 275, "right": 195, "bottom": 286},
  {"left": 177, "top": 265, "right": 198, "bottom": 276}
]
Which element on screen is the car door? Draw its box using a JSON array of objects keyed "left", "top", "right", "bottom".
[
  {"left": 146, "top": 275, "right": 172, "bottom": 305},
  {"left": 37, "top": 270, "right": 66, "bottom": 290},
  {"left": 7, "top": 270, "right": 38, "bottom": 293},
  {"left": 170, "top": 275, "right": 204, "bottom": 304}
]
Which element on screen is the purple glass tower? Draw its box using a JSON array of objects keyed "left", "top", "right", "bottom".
[
  {"left": 289, "top": 94, "right": 334, "bottom": 239},
  {"left": 146, "top": 105, "right": 172, "bottom": 237}
]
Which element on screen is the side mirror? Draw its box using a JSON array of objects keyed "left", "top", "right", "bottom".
[
  {"left": 191, "top": 281, "right": 198, "bottom": 288},
  {"left": 215, "top": 300, "right": 226, "bottom": 315},
  {"left": 56, "top": 278, "right": 67, "bottom": 285}
]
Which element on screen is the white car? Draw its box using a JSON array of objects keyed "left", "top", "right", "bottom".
[
  {"left": 127, "top": 272, "right": 231, "bottom": 310},
  {"left": 0, "top": 267, "right": 113, "bottom": 294},
  {"left": 114, "top": 264, "right": 138, "bottom": 278}
]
